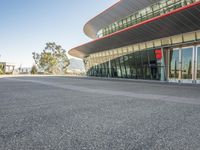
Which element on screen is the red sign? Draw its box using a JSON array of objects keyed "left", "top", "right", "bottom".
[{"left": 155, "top": 49, "right": 162, "bottom": 60}]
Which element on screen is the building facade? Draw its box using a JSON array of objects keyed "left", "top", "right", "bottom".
[
  {"left": 69, "top": 0, "right": 200, "bottom": 83},
  {"left": 0, "top": 62, "right": 15, "bottom": 74}
]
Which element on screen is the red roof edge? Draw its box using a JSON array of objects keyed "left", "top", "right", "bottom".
[{"left": 69, "top": 1, "right": 200, "bottom": 57}]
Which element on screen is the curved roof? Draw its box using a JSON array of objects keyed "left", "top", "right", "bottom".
[
  {"left": 69, "top": 2, "right": 200, "bottom": 58},
  {"left": 84, "top": 0, "right": 161, "bottom": 39}
]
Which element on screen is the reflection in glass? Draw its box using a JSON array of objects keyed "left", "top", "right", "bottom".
[
  {"left": 169, "top": 50, "right": 179, "bottom": 79},
  {"left": 111, "top": 60, "right": 117, "bottom": 77},
  {"left": 87, "top": 49, "right": 161, "bottom": 80},
  {"left": 197, "top": 47, "right": 200, "bottom": 80},
  {"left": 98, "top": 0, "right": 194, "bottom": 37},
  {"left": 124, "top": 56, "right": 131, "bottom": 78},
  {"left": 181, "top": 48, "right": 192, "bottom": 79},
  {"left": 116, "top": 59, "right": 122, "bottom": 77},
  {"left": 120, "top": 57, "right": 126, "bottom": 78}
]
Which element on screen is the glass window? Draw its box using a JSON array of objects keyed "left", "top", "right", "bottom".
[
  {"left": 120, "top": 56, "right": 126, "bottom": 78},
  {"left": 181, "top": 47, "right": 193, "bottom": 79},
  {"left": 197, "top": 47, "right": 200, "bottom": 80},
  {"left": 131, "top": 15, "right": 135, "bottom": 21},
  {"left": 169, "top": 49, "right": 179, "bottom": 79},
  {"left": 115, "top": 58, "right": 122, "bottom": 77},
  {"left": 119, "top": 21, "right": 123, "bottom": 26},
  {"left": 99, "top": 0, "right": 197, "bottom": 37},
  {"left": 127, "top": 16, "right": 131, "bottom": 23}
]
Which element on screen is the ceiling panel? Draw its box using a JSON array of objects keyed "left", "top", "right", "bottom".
[{"left": 84, "top": 0, "right": 161, "bottom": 39}]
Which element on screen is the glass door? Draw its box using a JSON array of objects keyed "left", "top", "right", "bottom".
[
  {"left": 169, "top": 48, "right": 180, "bottom": 82},
  {"left": 180, "top": 47, "right": 194, "bottom": 83},
  {"left": 196, "top": 46, "right": 200, "bottom": 84}
]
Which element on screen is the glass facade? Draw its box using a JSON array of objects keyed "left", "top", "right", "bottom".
[
  {"left": 181, "top": 47, "right": 193, "bottom": 80},
  {"left": 83, "top": 31, "right": 200, "bottom": 82},
  {"left": 168, "top": 46, "right": 200, "bottom": 83},
  {"left": 77, "top": 0, "right": 200, "bottom": 83},
  {"left": 197, "top": 47, "right": 200, "bottom": 80},
  {"left": 87, "top": 49, "right": 162, "bottom": 80},
  {"left": 97, "top": 0, "right": 199, "bottom": 37},
  {"left": 169, "top": 49, "right": 179, "bottom": 79}
]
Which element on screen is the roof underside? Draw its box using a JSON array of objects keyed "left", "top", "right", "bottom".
[
  {"left": 69, "top": 2, "right": 200, "bottom": 58},
  {"left": 84, "top": 0, "right": 161, "bottom": 39}
]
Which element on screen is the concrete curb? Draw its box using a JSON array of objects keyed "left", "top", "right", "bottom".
[
  {"left": 1, "top": 75, "right": 200, "bottom": 87},
  {"left": 58, "top": 76, "right": 200, "bottom": 87},
  {"left": 0, "top": 74, "right": 82, "bottom": 78}
]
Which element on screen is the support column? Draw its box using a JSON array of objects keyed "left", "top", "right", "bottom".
[
  {"left": 108, "top": 59, "right": 111, "bottom": 77},
  {"left": 160, "top": 48, "right": 166, "bottom": 81}
]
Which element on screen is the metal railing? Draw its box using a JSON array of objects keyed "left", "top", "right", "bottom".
[{"left": 97, "top": 0, "right": 199, "bottom": 38}]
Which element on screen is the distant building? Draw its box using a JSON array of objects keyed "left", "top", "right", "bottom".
[
  {"left": 17, "top": 67, "right": 31, "bottom": 74},
  {"left": 0, "top": 62, "right": 15, "bottom": 74},
  {"left": 69, "top": 0, "right": 200, "bottom": 84}
]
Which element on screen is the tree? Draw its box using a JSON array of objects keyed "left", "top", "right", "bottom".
[
  {"left": 30, "top": 65, "right": 38, "bottom": 74},
  {"left": 0, "top": 62, "right": 6, "bottom": 75},
  {"left": 32, "top": 42, "right": 70, "bottom": 74},
  {"left": 0, "top": 64, "right": 4, "bottom": 75}
]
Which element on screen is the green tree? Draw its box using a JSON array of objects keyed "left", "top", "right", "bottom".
[
  {"left": 0, "top": 64, "right": 4, "bottom": 75},
  {"left": 30, "top": 65, "right": 38, "bottom": 74},
  {"left": 32, "top": 42, "right": 70, "bottom": 74},
  {"left": 0, "top": 63, "right": 5, "bottom": 75}
]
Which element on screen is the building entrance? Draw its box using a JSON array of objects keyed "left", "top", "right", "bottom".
[
  {"left": 168, "top": 46, "right": 200, "bottom": 83},
  {"left": 196, "top": 46, "right": 200, "bottom": 83},
  {"left": 180, "top": 47, "right": 194, "bottom": 83}
]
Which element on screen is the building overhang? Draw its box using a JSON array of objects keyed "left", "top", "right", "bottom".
[
  {"left": 84, "top": 0, "right": 161, "bottom": 39},
  {"left": 69, "top": 2, "right": 200, "bottom": 58}
]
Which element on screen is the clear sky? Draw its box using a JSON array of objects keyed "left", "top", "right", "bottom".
[{"left": 0, "top": 0, "right": 117, "bottom": 67}]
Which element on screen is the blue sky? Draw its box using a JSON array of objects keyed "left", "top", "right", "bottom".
[{"left": 0, "top": 0, "right": 117, "bottom": 67}]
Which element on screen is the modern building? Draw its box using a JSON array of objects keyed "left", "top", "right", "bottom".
[{"left": 69, "top": 0, "right": 200, "bottom": 83}]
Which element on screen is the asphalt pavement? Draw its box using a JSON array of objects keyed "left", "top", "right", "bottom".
[{"left": 0, "top": 76, "right": 200, "bottom": 150}]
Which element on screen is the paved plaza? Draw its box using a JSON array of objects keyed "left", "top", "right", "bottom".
[{"left": 0, "top": 76, "right": 200, "bottom": 150}]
